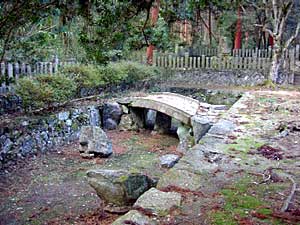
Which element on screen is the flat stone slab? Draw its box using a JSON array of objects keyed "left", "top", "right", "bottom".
[
  {"left": 134, "top": 188, "right": 182, "bottom": 216},
  {"left": 157, "top": 168, "right": 202, "bottom": 191},
  {"left": 159, "top": 154, "right": 180, "bottom": 168},
  {"left": 208, "top": 119, "right": 236, "bottom": 136},
  {"left": 112, "top": 210, "right": 157, "bottom": 225}
]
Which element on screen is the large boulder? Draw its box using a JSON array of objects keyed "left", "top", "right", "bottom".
[
  {"left": 87, "top": 169, "right": 155, "bottom": 207},
  {"left": 191, "top": 115, "right": 212, "bottom": 144},
  {"left": 134, "top": 188, "right": 182, "bottom": 216},
  {"left": 79, "top": 126, "right": 112, "bottom": 157},
  {"left": 103, "top": 102, "right": 123, "bottom": 130},
  {"left": 118, "top": 114, "right": 136, "bottom": 131}
]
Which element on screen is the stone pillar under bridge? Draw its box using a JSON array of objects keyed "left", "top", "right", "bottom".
[
  {"left": 154, "top": 112, "right": 172, "bottom": 134},
  {"left": 130, "top": 107, "right": 146, "bottom": 129}
]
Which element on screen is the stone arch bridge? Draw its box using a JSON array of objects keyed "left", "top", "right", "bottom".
[{"left": 118, "top": 92, "right": 227, "bottom": 143}]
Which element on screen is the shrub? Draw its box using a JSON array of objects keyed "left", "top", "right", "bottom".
[
  {"left": 16, "top": 74, "right": 77, "bottom": 110},
  {"left": 62, "top": 61, "right": 160, "bottom": 88},
  {"left": 62, "top": 64, "right": 107, "bottom": 89},
  {"left": 105, "top": 61, "right": 160, "bottom": 84}
]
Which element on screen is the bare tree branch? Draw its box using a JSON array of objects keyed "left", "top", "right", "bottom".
[
  {"left": 284, "top": 22, "right": 300, "bottom": 50},
  {"left": 254, "top": 23, "right": 274, "bottom": 37}
]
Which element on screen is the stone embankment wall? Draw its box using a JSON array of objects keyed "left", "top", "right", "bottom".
[
  {"left": 0, "top": 105, "right": 101, "bottom": 167},
  {"left": 0, "top": 94, "right": 22, "bottom": 116}
]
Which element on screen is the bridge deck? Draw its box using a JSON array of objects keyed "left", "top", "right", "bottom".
[{"left": 128, "top": 92, "right": 200, "bottom": 125}]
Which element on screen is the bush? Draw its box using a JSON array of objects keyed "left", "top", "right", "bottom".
[
  {"left": 107, "top": 61, "right": 159, "bottom": 84},
  {"left": 62, "top": 61, "right": 160, "bottom": 88},
  {"left": 16, "top": 74, "right": 77, "bottom": 110},
  {"left": 62, "top": 64, "right": 107, "bottom": 89}
]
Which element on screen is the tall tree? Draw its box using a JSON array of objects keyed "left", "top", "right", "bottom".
[
  {"left": 146, "top": 0, "right": 160, "bottom": 64},
  {"left": 260, "top": 0, "right": 300, "bottom": 83},
  {"left": 234, "top": 6, "right": 242, "bottom": 49}
]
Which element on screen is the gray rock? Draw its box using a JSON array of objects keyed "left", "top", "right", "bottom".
[
  {"left": 130, "top": 108, "right": 146, "bottom": 129},
  {"left": 191, "top": 115, "right": 212, "bottom": 143},
  {"left": 177, "top": 124, "right": 193, "bottom": 152},
  {"left": 20, "top": 136, "right": 35, "bottom": 156},
  {"left": 210, "top": 105, "right": 228, "bottom": 110},
  {"left": 89, "top": 106, "right": 101, "bottom": 126},
  {"left": 87, "top": 169, "right": 154, "bottom": 206},
  {"left": 112, "top": 210, "right": 156, "bottom": 225},
  {"left": 66, "top": 119, "right": 72, "bottom": 127},
  {"left": 40, "top": 131, "right": 48, "bottom": 140},
  {"left": 209, "top": 119, "right": 236, "bottom": 136},
  {"left": 103, "top": 102, "right": 122, "bottom": 130},
  {"left": 159, "top": 154, "right": 180, "bottom": 168},
  {"left": 118, "top": 114, "right": 134, "bottom": 131},
  {"left": 1, "top": 138, "right": 13, "bottom": 155},
  {"left": 21, "top": 121, "right": 29, "bottom": 126},
  {"left": 134, "top": 188, "right": 182, "bottom": 216},
  {"left": 145, "top": 109, "right": 156, "bottom": 129},
  {"left": 57, "top": 111, "right": 70, "bottom": 121},
  {"left": 104, "top": 118, "right": 118, "bottom": 130},
  {"left": 121, "top": 105, "right": 129, "bottom": 114},
  {"left": 79, "top": 126, "right": 112, "bottom": 157},
  {"left": 170, "top": 118, "right": 181, "bottom": 133}
]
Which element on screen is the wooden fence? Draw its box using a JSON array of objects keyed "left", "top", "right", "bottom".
[
  {"left": 131, "top": 45, "right": 300, "bottom": 79},
  {"left": 0, "top": 59, "right": 76, "bottom": 94}
]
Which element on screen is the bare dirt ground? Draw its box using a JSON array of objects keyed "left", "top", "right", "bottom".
[{"left": 0, "top": 130, "right": 179, "bottom": 225}]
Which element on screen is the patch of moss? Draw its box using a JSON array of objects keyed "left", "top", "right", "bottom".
[
  {"left": 225, "top": 136, "right": 265, "bottom": 154},
  {"left": 117, "top": 175, "right": 129, "bottom": 183},
  {"left": 257, "top": 96, "right": 277, "bottom": 103},
  {"left": 208, "top": 175, "right": 283, "bottom": 225},
  {"left": 209, "top": 211, "right": 238, "bottom": 225},
  {"left": 71, "top": 122, "right": 79, "bottom": 131}
]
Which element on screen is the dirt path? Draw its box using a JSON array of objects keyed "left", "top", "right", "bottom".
[{"left": 0, "top": 130, "right": 179, "bottom": 225}]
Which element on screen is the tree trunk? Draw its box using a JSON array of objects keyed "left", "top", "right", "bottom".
[
  {"left": 208, "top": 5, "right": 212, "bottom": 47},
  {"left": 234, "top": 6, "right": 242, "bottom": 49},
  {"left": 146, "top": 0, "right": 160, "bottom": 65},
  {"left": 269, "top": 47, "right": 283, "bottom": 83}
]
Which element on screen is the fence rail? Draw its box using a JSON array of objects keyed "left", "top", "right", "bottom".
[
  {"left": 130, "top": 45, "right": 300, "bottom": 79},
  {"left": 0, "top": 59, "right": 76, "bottom": 94}
]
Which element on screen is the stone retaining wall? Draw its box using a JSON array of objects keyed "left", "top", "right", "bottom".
[
  {"left": 0, "top": 105, "right": 101, "bottom": 168},
  {"left": 0, "top": 94, "right": 22, "bottom": 116}
]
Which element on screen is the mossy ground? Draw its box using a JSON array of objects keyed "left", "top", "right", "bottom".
[{"left": 209, "top": 175, "right": 288, "bottom": 225}]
